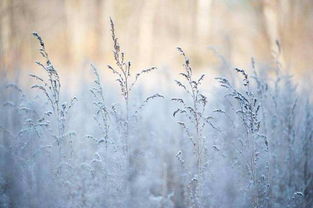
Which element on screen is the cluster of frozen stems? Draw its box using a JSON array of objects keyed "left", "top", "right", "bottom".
[{"left": 0, "top": 19, "right": 312, "bottom": 208}]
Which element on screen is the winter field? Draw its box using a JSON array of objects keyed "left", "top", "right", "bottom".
[{"left": 0, "top": 18, "right": 313, "bottom": 208}]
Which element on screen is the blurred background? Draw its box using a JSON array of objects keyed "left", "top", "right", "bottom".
[{"left": 0, "top": 0, "right": 312, "bottom": 80}]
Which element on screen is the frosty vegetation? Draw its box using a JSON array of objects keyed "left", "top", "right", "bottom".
[{"left": 0, "top": 20, "right": 312, "bottom": 208}]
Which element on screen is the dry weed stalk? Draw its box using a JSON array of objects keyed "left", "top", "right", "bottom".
[
  {"left": 107, "top": 18, "right": 162, "bottom": 152},
  {"left": 173, "top": 47, "right": 214, "bottom": 208},
  {"left": 216, "top": 68, "right": 270, "bottom": 208},
  {"left": 93, "top": 18, "right": 164, "bottom": 205},
  {"left": 31, "top": 33, "right": 77, "bottom": 146}
]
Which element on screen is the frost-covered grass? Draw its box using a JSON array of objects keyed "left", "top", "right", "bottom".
[{"left": 0, "top": 20, "right": 312, "bottom": 208}]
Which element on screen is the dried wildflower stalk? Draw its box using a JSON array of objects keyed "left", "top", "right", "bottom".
[
  {"left": 31, "top": 32, "right": 77, "bottom": 146},
  {"left": 173, "top": 47, "right": 213, "bottom": 172},
  {"left": 216, "top": 68, "right": 269, "bottom": 208},
  {"left": 107, "top": 18, "right": 162, "bottom": 152},
  {"left": 90, "top": 64, "right": 110, "bottom": 148},
  {"left": 105, "top": 18, "right": 163, "bottom": 204},
  {"left": 173, "top": 47, "right": 214, "bottom": 208}
]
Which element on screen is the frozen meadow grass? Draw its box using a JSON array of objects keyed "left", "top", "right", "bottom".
[{"left": 0, "top": 20, "right": 312, "bottom": 208}]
